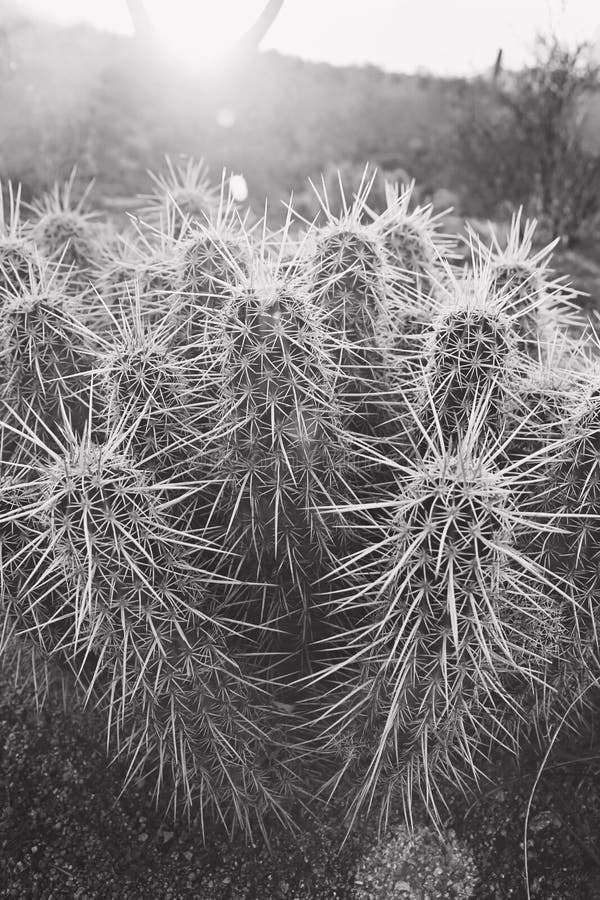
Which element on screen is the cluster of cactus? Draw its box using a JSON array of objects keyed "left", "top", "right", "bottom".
[{"left": 0, "top": 158, "right": 597, "bottom": 837}]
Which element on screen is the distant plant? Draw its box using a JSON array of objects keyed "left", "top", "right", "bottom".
[
  {"left": 28, "top": 170, "right": 104, "bottom": 277},
  {"left": 0, "top": 160, "right": 595, "bottom": 844},
  {"left": 455, "top": 36, "right": 600, "bottom": 245}
]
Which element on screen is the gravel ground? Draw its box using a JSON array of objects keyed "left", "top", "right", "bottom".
[
  {"left": 2, "top": 658, "right": 600, "bottom": 899},
  {"left": 452, "top": 733, "right": 600, "bottom": 900},
  {"left": 0, "top": 661, "right": 382, "bottom": 900},
  {"left": 0, "top": 656, "right": 600, "bottom": 900}
]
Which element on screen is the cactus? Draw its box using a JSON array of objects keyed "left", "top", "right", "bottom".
[
  {"left": 475, "top": 211, "right": 580, "bottom": 360},
  {"left": 138, "top": 156, "right": 221, "bottom": 236},
  {"left": 174, "top": 212, "right": 254, "bottom": 352},
  {"left": 381, "top": 181, "right": 455, "bottom": 282},
  {"left": 0, "top": 182, "right": 42, "bottom": 298},
  {"left": 98, "top": 220, "right": 181, "bottom": 324},
  {"left": 200, "top": 260, "right": 353, "bottom": 680},
  {"left": 0, "top": 414, "right": 293, "bottom": 829},
  {"left": 177, "top": 219, "right": 251, "bottom": 306},
  {"left": 524, "top": 374, "right": 600, "bottom": 715},
  {"left": 29, "top": 172, "right": 102, "bottom": 281},
  {"left": 320, "top": 435, "right": 561, "bottom": 823},
  {"left": 92, "top": 302, "right": 197, "bottom": 471},
  {"left": 414, "top": 272, "right": 519, "bottom": 446},
  {"left": 0, "top": 264, "right": 92, "bottom": 439},
  {"left": 501, "top": 361, "right": 576, "bottom": 467},
  {"left": 378, "top": 181, "right": 458, "bottom": 346},
  {"left": 0, "top": 162, "right": 595, "bottom": 840},
  {"left": 301, "top": 179, "right": 411, "bottom": 440}
]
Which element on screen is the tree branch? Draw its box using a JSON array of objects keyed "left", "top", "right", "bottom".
[
  {"left": 126, "top": 0, "right": 157, "bottom": 45},
  {"left": 492, "top": 48, "right": 503, "bottom": 84},
  {"left": 237, "top": 0, "right": 284, "bottom": 53}
]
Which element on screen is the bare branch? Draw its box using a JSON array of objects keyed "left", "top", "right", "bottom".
[
  {"left": 126, "top": 0, "right": 157, "bottom": 45},
  {"left": 237, "top": 0, "right": 284, "bottom": 53},
  {"left": 492, "top": 48, "right": 503, "bottom": 84}
]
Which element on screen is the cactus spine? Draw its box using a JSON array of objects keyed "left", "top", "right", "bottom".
[{"left": 0, "top": 162, "right": 595, "bottom": 838}]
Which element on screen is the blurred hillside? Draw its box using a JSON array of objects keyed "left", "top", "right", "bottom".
[
  {"left": 1, "top": 11, "right": 600, "bottom": 251},
  {"left": 0, "top": 13, "right": 474, "bottom": 213}
]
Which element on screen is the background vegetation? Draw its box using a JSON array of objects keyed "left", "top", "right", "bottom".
[{"left": 2, "top": 13, "right": 599, "bottom": 241}]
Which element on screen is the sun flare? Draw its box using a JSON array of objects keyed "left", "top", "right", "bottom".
[{"left": 143, "top": 0, "right": 267, "bottom": 65}]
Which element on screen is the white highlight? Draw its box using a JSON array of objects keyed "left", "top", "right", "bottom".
[
  {"left": 230, "top": 174, "right": 248, "bottom": 203},
  {"left": 143, "top": 0, "right": 264, "bottom": 66}
]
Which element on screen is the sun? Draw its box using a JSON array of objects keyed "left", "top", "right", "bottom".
[{"left": 143, "top": 0, "right": 267, "bottom": 66}]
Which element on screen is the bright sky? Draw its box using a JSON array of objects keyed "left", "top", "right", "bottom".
[{"left": 15, "top": 0, "right": 600, "bottom": 75}]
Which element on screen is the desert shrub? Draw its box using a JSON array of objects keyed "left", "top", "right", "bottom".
[
  {"left": 0, "top": 160, "right": 595, "bottom": 844},
  {"left": 454, "top": 37, "right": 600, "bottom": 245}
]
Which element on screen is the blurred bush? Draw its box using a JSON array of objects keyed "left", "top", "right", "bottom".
[
  {"left": 452, "top": 37, "right": 600, "bottom": 247},
  {"left": 0, "top": 15, "right": 464, "bottom": 218},
  {"left": 2, "top": 17, "right": 599, "bottom": 246}
]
